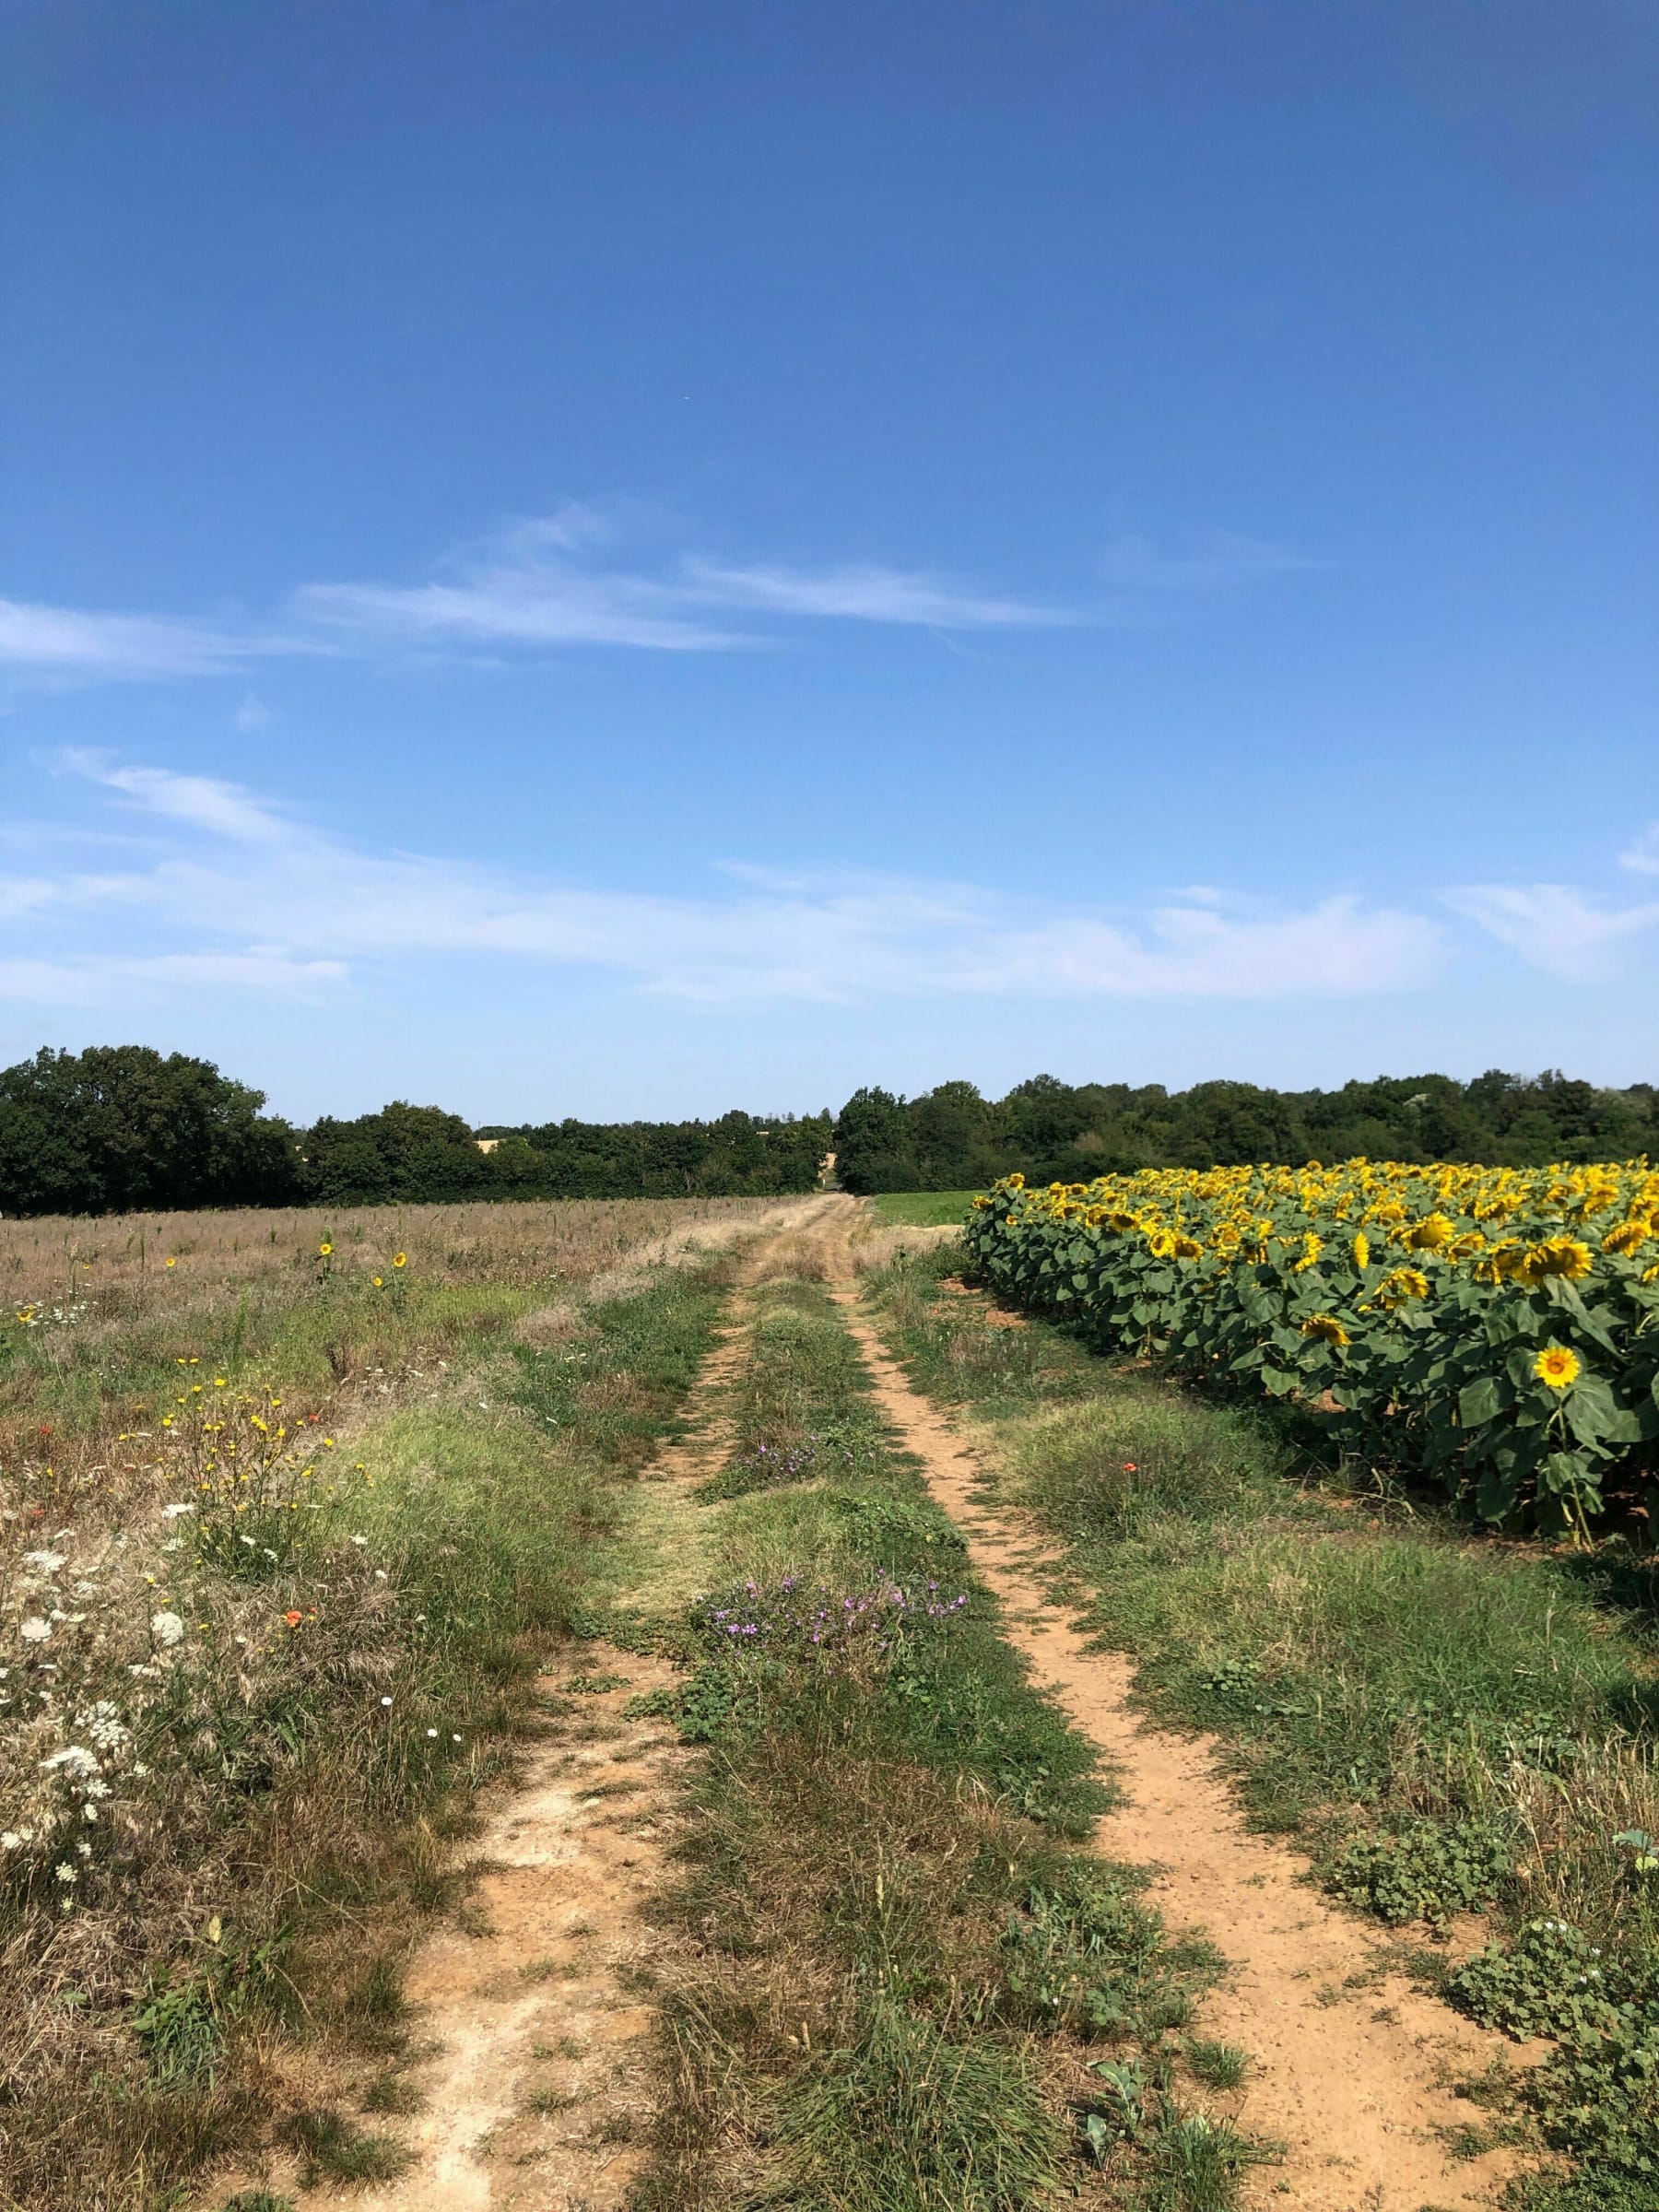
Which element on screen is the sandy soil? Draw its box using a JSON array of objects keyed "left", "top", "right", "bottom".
[
  {"left": 833, "top": 1284, "right": 1525, "bottom": 2212},
  {"left": 275, "top": 1286, "right": 757, "bottom": 2212}
]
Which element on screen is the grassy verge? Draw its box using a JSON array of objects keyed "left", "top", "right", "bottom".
[
  {"left": 864, "top": 1243, "right": 1659, "bottom": 2210},
  {"left": 629, "top": 1277, "right": 1273, "bottom": 2211},
  {"left": 0, "top": 1203, "right": 740, "bottom": 2211},
  {"left": 867, "top": 1192, "right": 980, "bottom": 1228}
]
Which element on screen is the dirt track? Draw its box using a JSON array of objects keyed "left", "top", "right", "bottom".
[
  {"left": 271, "top": 1202, "right": 1521, "bottom": 2210},
  {"left": 832, "top": 1277, "right": 1521, "bottom": 2212}
]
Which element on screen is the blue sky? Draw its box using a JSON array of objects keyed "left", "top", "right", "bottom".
[{"left": 2, "top": 0, "right": 1654, "bottom": 1124}]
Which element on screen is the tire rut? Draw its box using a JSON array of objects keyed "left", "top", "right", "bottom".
[{"left": 833, "top": 1286, "right": 1527, "bottom": 2212}]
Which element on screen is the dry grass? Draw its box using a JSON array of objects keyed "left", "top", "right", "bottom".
[{"left": 0, "top": 1194, "right": 762, "bottom": 2211}]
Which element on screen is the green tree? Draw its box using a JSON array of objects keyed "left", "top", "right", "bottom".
[
  {"left": 832, "top": 1087, "right": 914, "bottom": 1194},
  {"left": 0, "top": 1045, "right": 300, "bottom": 1217},
  {"left": 301, "top": 1102, "right": 492, "bottom": 1204}
]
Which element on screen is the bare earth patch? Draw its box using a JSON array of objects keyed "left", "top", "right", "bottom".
[
  {"left": 834, "top": 1286, "right": 1528, "bottom": 2212},
  {"left": 273, "top": 1270, "right": 760, "bottom": 2212}
]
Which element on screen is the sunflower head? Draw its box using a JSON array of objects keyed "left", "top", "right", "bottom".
[
  {"left": 1533, "top": 1343, "right": 1582, "bottom": 1392},
  {"left": 1172, "top": 1233, "right": 1204, "bottom": 1261},
  {"left": 1004, "top": 1172, "right": 1026, "bottom": 1191},
  {"left": 1291, "top": 1231, "right": 1324, "bottom": 1274},
  {"left": 1403, "top": 1212, "right": 1454, "bottom": 1252},
  {"left": 393, "top": 1253, "right": 407, "bottom": 1268},
  {"left": 1351, "top": 1232, "right": 1371, "bottom": 1271},
  {"left": 1379, "top": 1266, "right": 1430, "bottom": 1305},
  {"left": 1603, "top": 1220, "right": 1648, "bottom": 1257},
  {"left": 1300, "top": 1313, "right": 1350, "bottom": 1347},
  {"left": 318, "top": 1241, "right": 334, "bottom": 1258},
  {"left": 1522, "top": 1237, "right": 1594, "bottom": 1285}
]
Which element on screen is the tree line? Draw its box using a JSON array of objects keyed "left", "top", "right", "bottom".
[
  {"left": 830, "top": 1070, "right": 1659, "bottom": 1192},
  {"left": 0, "top": 1047, "right": 830, "bottom": 1216},
  {"left": 0, "top": 1044, "right": 1651, "bottom": 1218}
]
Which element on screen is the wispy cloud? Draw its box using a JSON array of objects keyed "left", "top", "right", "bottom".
[
  {"left": 1619, "top": 822, "right": 1659, "bottom": 877},
  {"left": 6, "top": 757, "right": 1440, "bottom": 1011},
  {"left": 61, "top": 751, "right": 296, "bottom": 842},
  {"left": 1100, "top": 528, "right": 1319, "bottom": 594},
  {"left": 297, "top": 524, "right": 1068, "bottom": 653},
  {"left": 0, "top": 951, "right": 347, "bottom": 1007},
  {"left": 0, "top": 500, "right": 1141, "bottom": 690},
  {"left": 0, "top": 598, "right": 290, "bottom": 680},
  {"left": 676, "top": 559, "right": 1070, "bottom": 629},
  {"left": 1446, "top": 882, "right": 1659, "bottom": 978}
]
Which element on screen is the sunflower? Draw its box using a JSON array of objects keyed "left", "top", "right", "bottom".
[
  {"left": 1172, "top": 1233, "right": 1204, "bottom": 1261},
  {"left": 1603, "top": 1220, "right": 1649, "bottom": 1257},
  {"left": 318, "top": 1241, "right": 334, "bottom": 1258},
  {"left": 393, "top": 1253, "right": 407, "bottom": 1268},
  {"left": 1402, "top": 1212, "right": 1454, "bottom": 1252},
  {"left": 1351, "top": 1232, "right": 1371, "bottom": 1270},
  {"left": 1533, "top": 1344, "right": 1581, "bottom": 1392},
  {"left": 1522, "top": 1237, "right": 1594, "bottom": 1285},
  {"left": 1300, "top": 1313, "right": 1350, "bottom": 1347},
  {"left": 1146, "top": 1228, "right": 1177, "bottom": 1259},
  {"left": 1290, "top": 1231, "right": 1324, "bottom": 1273},
  {"left": 1378, "top": 1266, "right": 1430, "bottom": 1304}
]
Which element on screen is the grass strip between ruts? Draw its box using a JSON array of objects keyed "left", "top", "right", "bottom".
[{"left": 627, "top": 1277, "right": 1275, "bottom": 2212}]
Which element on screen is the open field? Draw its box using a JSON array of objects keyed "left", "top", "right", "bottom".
[
  {"left": 867, "top": 1191, "right": 980, "bottom": 1227},
  {"left": 2, "top": 1187, "right": 1653, "bottom": 2210},
  {"left": 0, "top": 1193, "right": 795, "bottom": 2210}
]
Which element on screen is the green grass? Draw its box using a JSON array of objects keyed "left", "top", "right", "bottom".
[
  {"left": 630, "top": 1276, "right": 1263, "bottom": 2211},
  {"left": 867, "top": 1191, "right": 982, "bottom": 1227},
  {"left": 863, "top": 1243, "right": 1659, "bottom": 2206}
]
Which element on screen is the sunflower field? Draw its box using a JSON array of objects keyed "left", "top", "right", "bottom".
[{"left": 964, "top": 1159, "right": 1659, "bottom": 1535}]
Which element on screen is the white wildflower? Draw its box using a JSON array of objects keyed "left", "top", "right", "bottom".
[
  {"left": 41, "top": 1745, "right": 100, "bottom": 1781},
  {"left": 76, "top": 1839, "right": 92, "bottom": 1857},
  {"left": 380, "top": 1696, "right": 393, "bottom": 1708},
  {"left": 76, "top": 1701, "right": 127, "bottom": 1749},
  {"left": 150, "top": 1612, "right": 185, "bottom": 1648},
  {"left": 22, "top": 1552, "right": 65, "bottom": 1575},
  {"left": 1, "top": 1832, "right": 21, "bottom": 1851},
  {"left": 161, "top": 1502, "right": 195, "bottom": 1519},
  {"left": 19, "top": 1618, "right": 52, "bottom": 1644},
  {"left": 350, "top": 1535, "right": 368, "bottom": 1547},
  {"left": 53, "top": 1863, "right": 76, "bottom": 1882}
]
